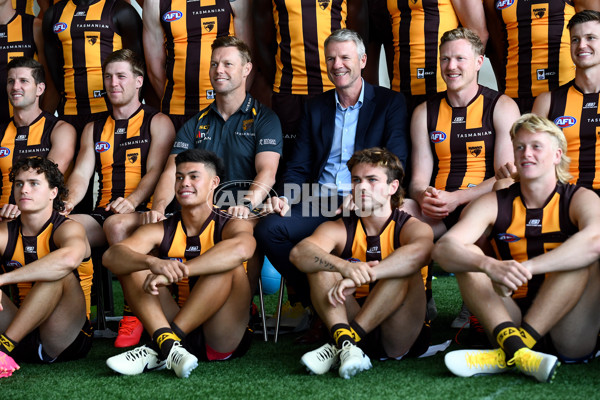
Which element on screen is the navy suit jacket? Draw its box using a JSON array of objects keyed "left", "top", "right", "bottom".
[{"left": 280, "top": 81, "right": 409, "bottom": 192}]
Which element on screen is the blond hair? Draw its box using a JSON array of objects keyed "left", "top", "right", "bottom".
[{"left": 510, "top": 113, "right": 572, "bottom": 184}]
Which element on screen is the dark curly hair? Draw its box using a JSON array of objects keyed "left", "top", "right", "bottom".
[{"left": 9, "top": 156, "right": 68, "bottom": 212}]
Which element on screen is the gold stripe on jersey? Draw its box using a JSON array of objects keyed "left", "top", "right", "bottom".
[
  {"left": 490, "top": 183, "right": 578, "bottom": 299},
  {"left": 388, "top": 0, "right": 458, "bottom": 96},
  {"left": 160, "top": 0, "right": 234, "bottom": 114},
  {"left": 497, "top": 0, "right": 574, "bottom": 98},
  {"left": 428, "top": 86, "right": 499, "bottom": 191},
  {"left": 432, "top": 98, "right": 453, "bottom": 190},
  {"left": 53, "top": 0, "right": 122, "bottom": 115},
  {"left": 548, "top": 82, "right": 600, "bottom": 190},
  {"left": 12, "top": 0, "right": 35, "bottom": 15},
  {"left": 272, "top": 0, "right": 346, "bottom": 95},
  {"left": 94, "top": 106, "right": 155, "bottom": 209},
  {"left": 0, "top": 112, "right": 54, "bottom": 205},
  {"left": 1, "top": 212, "right": 93, "bottom": 317},
  {"left": 1, "top": 13, "right": 37, "bottom": 122}
]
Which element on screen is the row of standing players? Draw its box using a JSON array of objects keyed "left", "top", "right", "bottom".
[{"left": 1, "top": 0, "right": 600, "bottom": 382}]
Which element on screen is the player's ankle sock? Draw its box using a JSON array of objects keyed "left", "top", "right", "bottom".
[
  {"left": 152, "top": 328, "right": 181, "bottom": 359},
  {"left": 349, "top": 320, "right": 366, "bottom": 343},
  {"left": 331, "top": 323, "right": 355, "bottom": 349},
  {"left": 519, "top": 321, "right": 541, "bottom": 349},
  {"left": 123, "top": 302, "right": 135, "bottom": 318},
  {"left": 170, "top": 321, "right": 187, "bottom": 340},
  {"left": 0, "top": 334, "right": 18, "bottom": 354},
  {"left": 494, "top": 322, "right": 526, "bottom": 362}
]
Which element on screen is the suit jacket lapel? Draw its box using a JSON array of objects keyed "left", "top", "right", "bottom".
[{"left": 355, "top": 82, "right": 375, "bottom": 150}]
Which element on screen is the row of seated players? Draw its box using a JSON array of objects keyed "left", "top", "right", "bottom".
[{"left": 0, "top": 17, "right": 599, "bottom": 382}]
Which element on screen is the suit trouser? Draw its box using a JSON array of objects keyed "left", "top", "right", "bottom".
[{"left": 255, "top": 195, "right": 343, "bottom": 306}]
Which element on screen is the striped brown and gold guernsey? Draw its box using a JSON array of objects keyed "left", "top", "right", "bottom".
[
  {"left": 388, "top": 0, "right": 459, "bottom": 97},
  {"left": 50, "top": 0, "right": 123, "bottom": 116},
  {"left": 0, "top": 210, "right": 94, "bottom": 317},
  {"left": 490, "top": 183, "right": 579, "bottom": 299},
  {"left": 426, "top": 85, "right": 501, "bottom": 192},
  {"left": 492, "top": 0, "right": 575, "bottom": 99},
  {"left": 272, "top": 0, "right": 346, "bottom": 95},
  {"left": 159, "top": 0, "right": 234, "bottom": 115},
  {"left": 92, "top": 104, "right": 156, "bottom": 210},
  {"left": 158, "top": 208, "right": 230, "bottom": 307},
  {"left": 11, "top": 0, "right": 35, "bottom": 16},
  {"left": 0, "top": 111, "right": 55, "bottom": 206},
  {"left": 339, "top": 208, "right": 413, "bottom": 298},
  {"left": 547, "top": 81, "right": 600, "bottom": 192},
  {"left": 0, "top": 12, "right": 37, "bottom": 122}
]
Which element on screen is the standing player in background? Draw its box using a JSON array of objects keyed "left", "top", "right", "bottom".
[
  {"left": 530, "top": 10, "right": 600, "bottom": 195},
  {"left": 0, "top": 57, "right": 76, "bottom": 221},
  {"left": 42, "top": 0, "right": 143, "bottom": 135},
  {"left": 0, "top": 0, "right": 54, "bottom": 124},
  {"left": 483, "top": 0, "right": 600, "bottom": 113},
  {"left": 253, "top": 0, "right": 367, "bottom": 173},
  {"left": 386, "top": 0, "right": 488, "bottom": 114},
  {"left": 142, "top": 0, "right": 252, "bottom": 132}
]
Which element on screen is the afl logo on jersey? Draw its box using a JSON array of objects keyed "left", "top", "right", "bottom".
[
  {"left": 0, "top": 147, "right": 10, "bottom": 157},
  {"left": 495, "top": 0, "right": 514, "bottom": 9},
  {"left": 6, "top": 260, "right": 22, "bottom": 269},
  {"left": 497, "top": 233, "right": 520, "bottom": 243},
  {"left": 430, "top": 131, "right": 447, "bottom": 143},
  {"left": 53, "top": 22, "right": 68, "bottom": 33},
  {"left": 162, "top": 11, "right": 183, "bottom": 22},
  {"left": 95, "top": 142, "right": 110, "bottom": 153},
  {"left": 554, "top": 116, "right": 576, "bottom": 128}
]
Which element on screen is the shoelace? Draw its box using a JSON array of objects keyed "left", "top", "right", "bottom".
[
  {"left": 166, "top": 344, "right": 185, "bottom": 368},
  {"left": 465, "top": 349, "right": 507, "bottom": 369},
  {"left": 512, "top": 349, "right": 542, "bottom": 372},
  {"left": 124, "top": 346, "right": 153, "bottom": 362},
  {"left": 118, "top": 318, "right": 139, "bottom": 335},
  {"left": 315, "top": 345, "right": 338, "bottom": 362}
]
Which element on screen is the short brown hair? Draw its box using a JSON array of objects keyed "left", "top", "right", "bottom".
[
  {"left": 440, "top": 27, "right": 485, "bottom": 56},
  {"left": 568, "top": 10, "right": 600, "bottom": 31},
  {"left": 102, "top": 49, "right": 145, "bottom": 77},
  {"left": 7, "top": 57, "right": 45, "bottom": 84},
  {"left": 347, "top": 147, "right": 405, "bottom": 208},
  {"left": 211, "top": 36, "right": 252, "bottom": 64}
]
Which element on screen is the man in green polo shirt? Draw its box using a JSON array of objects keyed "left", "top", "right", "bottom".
[{"left": 148, "top": 35, "right": 283, "bottom": 223}]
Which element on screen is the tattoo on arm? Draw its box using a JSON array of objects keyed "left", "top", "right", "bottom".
[{"left": 314, "top": 256, "right": 335, "bottom": 271}]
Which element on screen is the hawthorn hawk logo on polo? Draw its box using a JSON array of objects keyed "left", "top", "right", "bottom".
[
  {"left": 127, "top": 153, "right": 139, "bottom": 164},
  {"left": 242, "top": 119, "right": 254, "bottom": 131},
  {"left": 318, "top": 0, "right": 330, "bottom": 10},
  {"left": 203, "top": 21, "right": 215, "bottom": 32}
]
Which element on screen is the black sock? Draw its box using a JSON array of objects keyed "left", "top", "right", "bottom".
[
  {"left": 152, "top": 328, "right": 181, "bottom": 359},
  {"left": 170, "top": 321, "right": 187, "bottom": 340},
  {"left": 0, "top": 334, "right": 18, "bottom": 354},
  {"left": 331, "top": 323, "right": 355, "bottom": 348},
  {"left": 493, "top": 322, "right": 526, "bottom": 362},
  {"left": 519, "top": 321, "right": 541, "bottom": 349},
  {"left": 349, "top": 320, "right": 367, "bottom": 343}
]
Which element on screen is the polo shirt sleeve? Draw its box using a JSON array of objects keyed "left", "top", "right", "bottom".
[
  {"left": 171, "top": 114, "right": 199, "bottom": 155},
  {"left": 254, "top": 106, "right": 283, "bottom": 156}
]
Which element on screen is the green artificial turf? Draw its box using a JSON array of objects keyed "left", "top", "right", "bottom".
[{"left": 2, "top": 274, "right": 598, "bottom": 400}]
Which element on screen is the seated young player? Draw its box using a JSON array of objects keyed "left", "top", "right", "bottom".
[
  {"left": 289, "top": 148, "right": 434, "bottom": 379},
  {"left": 434, "top": 114, "right": 600, "bottom": 383},
  {"left": 103, "top": 149, "right": 255, "bottom": 379},
  {"left": 0, "top": 156, "right": 93, "bottom": 378}
]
